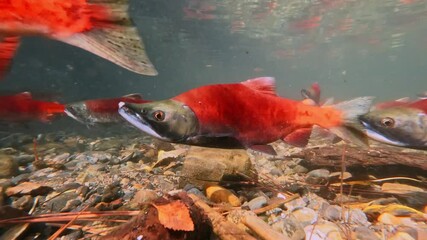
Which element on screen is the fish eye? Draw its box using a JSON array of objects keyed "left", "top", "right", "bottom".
[
  {"left": 153, "top": 110, "right": 165, "bottom": 121},
  {"left": 381, "top": 117, "right": 395, "bottom": 128}
]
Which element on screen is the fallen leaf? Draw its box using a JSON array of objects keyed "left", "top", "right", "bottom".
[
  {"left": 153, "top": 200, "right": 194, "bottom": 231},
  {"left": 5, "top": 182, "right": 53, "bottom": 197}
]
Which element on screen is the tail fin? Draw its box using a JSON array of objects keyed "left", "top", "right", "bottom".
[
  {"left": 328, "top": 96, "right": 374, "bottom": 146},
  {"left": 56, "top": 0, "right": 158, "bottom": 76}
]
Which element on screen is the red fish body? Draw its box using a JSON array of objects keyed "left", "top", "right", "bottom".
[
  {"left": 0, "top": 0, "right": 157, "bottom": 78},
  {"left": 0, "top": 0, "right": 109, "bottom": 37},
  {"left": 119, "top": 77, "right": 372, "bottom": 154},
  {"left": 0, "top": 92, "right": 65, "bottom": 122},
  {"left": 65, "top": 94, "right": 150, "bottom": 125},
  {"left": 172, "top": 79, "right": 343, "bottom": 147}
]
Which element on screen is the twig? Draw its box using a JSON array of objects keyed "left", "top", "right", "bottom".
[
  {"left": 189, "top": 193, "right": 256, "bottom": 240},
  {"left": 253, "top": 193, "right": 300, "bottom": 215},
  {"left": 48, "top": 206, "right": 89, "bottom": 240}
]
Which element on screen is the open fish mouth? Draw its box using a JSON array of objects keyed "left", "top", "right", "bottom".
[{"left": 118, "top": 102, "right": 166, "bottom": 140}]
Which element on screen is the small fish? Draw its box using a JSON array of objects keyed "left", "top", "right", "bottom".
[
  {"left": 65, "top": 94, "right": 149, "bottom": 125},
  {"left": 0, "top": 92, "right": 65, "bottom": 122},
  {"left": 359, "top": 99, "right": 427, "bottom": 149},
  {"left": 0, "top": 0, "right": 157, "bottom": 78},
  {"left": 118, "top": 77, "right": 373, "bottom": 155}
]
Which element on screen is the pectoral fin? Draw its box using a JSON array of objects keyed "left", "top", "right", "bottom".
[
  {"left": 282, "top": 128, "right": 312, "bottom": 147},
  {"left": 248, "top": 144, "right": 277, "bottom": 155},
  {"left": 56, "top": 0, "right": 157, "bottom": 76}
]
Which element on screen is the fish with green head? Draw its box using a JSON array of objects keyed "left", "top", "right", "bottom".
[
  {"left": 119, "top": 77, "right": 374, "bottom": 155},
  {"left": 359, "top": 99, "right": 427, "bottom": 149}
]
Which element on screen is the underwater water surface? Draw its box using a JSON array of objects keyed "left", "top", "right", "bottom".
[{"left": 1, "top": 0, "right": 427, "bottom": 134}]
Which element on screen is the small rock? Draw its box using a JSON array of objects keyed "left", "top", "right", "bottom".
[
  {"left": 61, "top": 199, "right": 82, "bottom": 212},
  {"left": 345, "top": 208, "right": 369, "bottom": 226},
  {"left": 291, "top": 207, "right": 318, "bottom": 227},
  {"left": 44, "top": 192, "right": 79, "bottom": 212},
  {"left": 304, "top": 221, "right": 343, "bottom": 240},
  {"left": 389, "top": 231, "right": 416, "bottom": 240},
  {"left": 76, "top": 186, "right": 90, "bottom": 198},
  {"left": 246, "top": 196, "right": 268, "bottom": 210},
  {"left": 272, "top": 214, "right": 305, "bottom": 240},
  {"left": 293, "top": 165, "right": 308, "bottom": 174},
  {"left": 91, "top": 138, "right": 122, "bottom": 152},
  {"left": 128, "top": 189, "right": 158, "bottom": 209},
  {"left": 6, "top": 182, "right": 53, "bottom": 197},
  {"left": 44, "top": 152, "right": 70, "bottom": 169},
  {"left": 306, "top": 169, "right": 330, "bottom": 185},
  {"left": 11, "top": 195, "right": 33, "bottom": 211},
  {"left": 180, "top": 147, "right": 256, "bottom": 188},
  {"left": 10, "top": 173, "right": 31, "bottom": 185},
  {"left": 59, "top": 229, "right": 83, "bottom": 240},
  {"left": 13, "top": 155, "right": 34, "bottom": 166},
  {"left": 284, "top": 197, "right": 307, "bottom": 212},
  {"left": 206, "top": 185, "right": 241, "bottom": 207},
  {"left": 329, "top": 171, "right": 352, "bottom": 181},
  {"left": 101, "top": 183, "right": 122, "bottom": 203},
  {"left": 324, "top": 205, "right": 342, "bottom": 221},
  {"left": 74, "top": 151, "right": 113, "bottom": 164},
  {"left": 351, "top": 226, "right": 380, "bottom": 240},
  {"left": 0, "top": 154, "right": 19, "bottom": 178}
]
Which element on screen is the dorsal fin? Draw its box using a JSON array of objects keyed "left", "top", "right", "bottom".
[
  {"left": 122, "top": 93, "right": 143, "bottom": 99},
  {"left": 409, "top": 99, "right": 427, "bottom": 112},
  {"left": 241, "top": 77, "right": 276, "bottom": 95},
  {"left": 15, "top": 92, "right": 32, "bottom": 99}
]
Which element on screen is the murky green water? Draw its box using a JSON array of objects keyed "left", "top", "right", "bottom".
[{"left": 1, "top": 0, "right": 427, "bottom": 133}]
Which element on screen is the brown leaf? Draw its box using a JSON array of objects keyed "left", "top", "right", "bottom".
[
  {"left": 153, "top": 200, "right": 194, "bottom": 231},
  {"left": 5, "top": 182, "right": 53, "bottom": 197}
]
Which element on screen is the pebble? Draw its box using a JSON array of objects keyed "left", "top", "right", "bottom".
[
  {"left": 324, "top": 205, "right": 342, "bottom": 221},
  {"left": 293, "top": 165, "right": 308, "bottom": 174},
  {"left": 291, "top": 207, "right": 318, "bottom": 227},
  {"left": 351, "top": 226, "right": 380, "bottom": 240},
  {"left": 272, "top": 214, "right": 305, "bottom": 240},
  {"left": 246, "top": 196, "right": 268, "bottom": 210},
  {"left": 11, "top": 195, "right": 33, "bottom": 211},
  {"left": 0, "top": 154, "right": 19, "bottom": 178},
  {"left": 10, "top": 173, "right": 31, "bottom": 185},
  {"left": 44, "top": 192, "right": 79, "bottom": 212},
  {"left": 61, "top": 199, "right": 82, "bottom": 212},
  {"left": 101, "top": 183, "right": 123, "bottom": 203},
  {"left": 74, "top": 151, "right": 113, "bottom": 164},
  {"left": 306, "top": 169, "right": 330, "bottom": 185},
  {"left": 179, "top": 147, "right": 256, "bottom": 188},
  {"left": 304, "top": 221, "right": 343, "bottom": 240},
  {"left": 13, "top": 155, "right": 34, "bottom": 166},
  {"left": 128, "top": 189, "right": 158, "bottom": 209}
]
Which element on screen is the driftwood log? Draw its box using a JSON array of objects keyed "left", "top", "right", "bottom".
[{"left": 289, "top": 145, "right": 427, "bottom": 170}]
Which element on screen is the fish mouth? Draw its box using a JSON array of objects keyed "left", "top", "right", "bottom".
[
  {"left": 359, "top": 116, "right": 406, "bottom": 147},
  {"left": 118, "top": 102, "right": 167, "bottom": 140}
]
